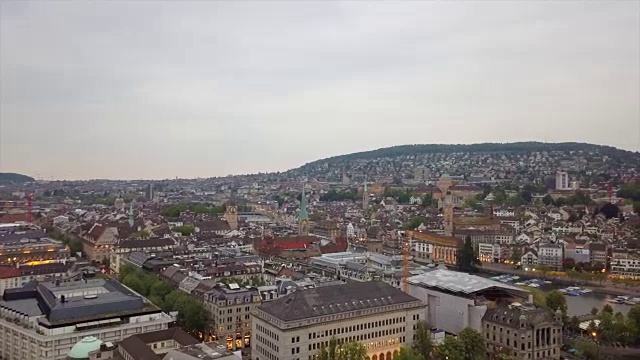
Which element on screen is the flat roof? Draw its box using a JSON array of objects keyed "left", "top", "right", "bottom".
[{"left": 407, "top": 269, "right": 530, "bottom": 296}]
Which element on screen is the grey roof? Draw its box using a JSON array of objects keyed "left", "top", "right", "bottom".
[
  {"left": 407, "top": 269, "right": 529, "bottom": 296},
  {"left": 483, "top": 305, "right": 558, "bottom": 329},
  {"left": 259, "top": 281, "right": 420, "bottom": 322},
  {"left": 1, "top": 278, "right": 153, "bottom": 325}
]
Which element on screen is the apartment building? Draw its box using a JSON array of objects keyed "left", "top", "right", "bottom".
[
  {"left": 251, "top": 281, "right": 424, "bottom": 360},
  {"left": 0, "top": 277, "right": 172, "bottom": 360},
  {"left": 537, "top": 243, "right": 563, "bottom": 271},
  {"left": 610, "top": 250, "right": 640, "bottom": 279},
  {"left": 483, "top": 304, "right": 563, "bottom": 359},
  {"left": 0, "top": 229, "right": 70, "bottom": 266},
  {"left": 204, "top": 283, "right": 261, "bottom": 351}
]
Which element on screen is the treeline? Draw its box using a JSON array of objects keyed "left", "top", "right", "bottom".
[
  {"left": 162, "top": 203, "right": 252, "bottom": 218},
  {"left": 119, "top": 264, "right": 208, "bottom": 336},
  {"left": 303, "top": 142, "right": 627, "bottom": 167},
  {"left": 567, "top": 305, "right": 640, "bottom": 350},
  {"left": 48, "top": 229, "right": 83, "bottom": 254}
]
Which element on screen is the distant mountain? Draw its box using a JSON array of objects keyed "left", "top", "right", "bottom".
[
  {"left": 286, "top": 142, "right": 640, "bottom": 184},
  {"left": 0, "top": 173, "right": 35, "bottom": 184}
]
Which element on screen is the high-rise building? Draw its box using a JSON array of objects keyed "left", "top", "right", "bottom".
[
  {"left": 251, "top": 281, "right": 425, "bottom": 360},
  {"left": 145, "top": 183, "right": 155, "bottom": 200},
  {"left": 555, "top": 171, "right": 569, "bottom": 190}
]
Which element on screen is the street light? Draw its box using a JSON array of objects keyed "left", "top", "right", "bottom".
[{"left": 591, "top": 331, "right": 600, "bottom": 359}]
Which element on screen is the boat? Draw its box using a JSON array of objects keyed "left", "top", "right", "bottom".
[
  {"left": 581, "top": 289, "right": 593, "bottom": 293},
  {"left": 624, "top": 298, "right": 640, "bottom": 305},
  {"left": 607, "top": 298, "right": 623, "bottom": 304},
  {"left": 514, "top": 282, "right": 527, "bottom": 286},
  {"left": 528, "top": 283, "right": 540, "bottom": 288}
]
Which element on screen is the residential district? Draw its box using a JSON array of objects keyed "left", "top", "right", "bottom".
[{"left": 1, "top": 145, "right": 640, "bottom": 360}]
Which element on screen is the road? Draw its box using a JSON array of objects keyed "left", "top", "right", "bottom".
[{"left": 480, "top": 263, "right": 640, "bottom": 296}]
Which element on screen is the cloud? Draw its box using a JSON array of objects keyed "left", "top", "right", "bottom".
[{"left": 0, "top": 1, "right": 638, "bottom": 179}]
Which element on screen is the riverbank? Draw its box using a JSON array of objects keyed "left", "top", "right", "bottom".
[{"left": 480, "top": 263, "right": 640, "bottom": 297}]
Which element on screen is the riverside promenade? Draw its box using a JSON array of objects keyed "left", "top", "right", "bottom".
[{"left": 480, "top": 262, "right": 640, "bottom": 296}]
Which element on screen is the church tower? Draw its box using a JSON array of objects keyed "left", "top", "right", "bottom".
[
  {"left": 362, "top": 176, "right": 370, "bottom": 211},
  {"left": 128, "top": 202, "right": 135, "bottom": 227},
  {"left": 224, "top": 194, "right": 239, "bottom": 231},
  {"left": 443, "top": 192, "right": 454, "bottom": 236},
  {"left": 298, "top": 183, "right": 309, "bottom": 235}
]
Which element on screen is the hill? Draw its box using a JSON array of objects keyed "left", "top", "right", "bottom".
[
  {"left": 0, "top": 173, "right": 35, "bottom": 184},
  {"left": 286, "top": 142, "right": 640, "bottom": 185}
]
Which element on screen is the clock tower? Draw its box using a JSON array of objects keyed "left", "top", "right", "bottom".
[{"left": 224, "top": 197, "right": 239, "bottom": 231}]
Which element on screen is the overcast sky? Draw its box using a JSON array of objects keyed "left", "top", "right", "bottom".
[{"left": 1, "top": 1, "right": 639, "bottom": 180}]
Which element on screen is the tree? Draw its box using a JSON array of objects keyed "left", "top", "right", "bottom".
[
  {"left": 394, "top": 347, "right": 424, "bottom": 360},
  {"left": 130, "top": 230, "right": 150, "bottom": 239},
  {"left": 458, "top": 327, "right": 486, "bottom": 360},
  {"left": 602, "top": 304, "right": 614, "bottom": 315},
  {"left": 511, "top": 248, "right": 522, "bottom": 263},
  {"left": 436, "top": 335, "right": 464, "bottom": 360},
  {"left": 590, "top": 307, "right": 599, "bottom": 316},
  {"left": 172, "top": 225, "right": 195, "bottom": 236},
  {"left": 542, "top": 194, "right": 553, "bottom": 206},
  {"left": 150, "top": 281, "right": 173, "bottom": 298},
  {"left": 421, "top": 193, "right": 434, "bottom": 208},
  {"left": 495, "top": 355, "right": 517, "bottom": 360},
  {"left": 412, "top": 321, "right": 433, "bottom": 360},
  {"left": 316, "top": 338, "right": 367, "bottom": 360},
  {"left": 546, "top": 290, "right": 568, "bottom": 318},
  {"left": 457, "top": 237, "right": 480, "bottom": 273},
  {"left": 600, "top": 203, "right": 620, "bottom": 219},
  {"left": 122, "top": 274, "right": 146, "bottom": 295}
]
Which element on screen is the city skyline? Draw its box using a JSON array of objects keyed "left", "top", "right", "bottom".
[{"left": 1, "top": 1, "right": 639, "bottom": 180}]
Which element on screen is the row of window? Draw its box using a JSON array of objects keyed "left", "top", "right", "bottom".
[{"left": 307, "top": 316, "right": 407, "bottom": 340}]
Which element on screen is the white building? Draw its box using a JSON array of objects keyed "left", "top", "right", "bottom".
[
  {"left": 406, "top": 269, "right": 531, "bottom": 335},
  {"left": 251, "top": 281, "right": 425, "bottom": 360},
  {"left": 537, "top": 243, "right": 564, "bottom": 271},
  {"left": 610, "top": 250, "right": 640, "bottom": 279},
  {"left": 0, "top": 278, "right": 172, "bottom": 360}
]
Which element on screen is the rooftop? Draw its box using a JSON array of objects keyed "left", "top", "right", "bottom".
[
  {"left": 258, "top": 281, "right": 420, "bottom": 323},
  {"left": 407, "top": 269, "right": 530, "bottom": 297}
]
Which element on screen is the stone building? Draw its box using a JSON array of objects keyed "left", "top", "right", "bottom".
[
  {"left": 482, "top": 304, "right": 563, "bottom": 360},
  {"left": 251, "top": 281, "right": 425, "bottom": 360}
]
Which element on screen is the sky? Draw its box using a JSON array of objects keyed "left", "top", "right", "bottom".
[{"left": 0, "top": 1, "right": 639, "bottom": 180}]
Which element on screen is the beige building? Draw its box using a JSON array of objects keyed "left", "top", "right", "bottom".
[
  {"left": 204, "top": 283, "right": 262, "bottom": 351},
  {"left": 482, "top": 304, "right": 563, "bottom": 360},
  {"left": 251, "top": 281, "right": 425, "bottom": 360}
]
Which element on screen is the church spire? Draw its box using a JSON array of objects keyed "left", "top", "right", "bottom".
[
  {"left": 298, "top": 183, "right": 309, "bottom": 235},
  {"left": 362, "top": 176, "right": 370, "bottom": 210},
  {"left": 128, "top": 202, "right": 134, "bottom": 227},
  {"left": 299, "top": 183, "right": 309, "bottom": 221}
]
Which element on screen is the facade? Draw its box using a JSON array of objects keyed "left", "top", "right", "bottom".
[
  {"left": 406, "top": 269, "right": 531, "bottom": 335},
  {"left": 204, "top": 283, "right": 261, "bottom": 350},
  {"left": 110, "top": 237, "right": 177, "bottom": 275},
  {"left": 483, "top": 305, "right": 563, "bottom": 360},
  {"left": 537, "top": 244, "right": 563, "bottom": 271},
  {"left": 588, "top": 242, "right": 608, "bottom": 269},
  {"left": 298, "top": 184, "right": 310, "bottom": 236},
  {"left": 224, "top": 204, "right": 239, "bottom": 231},
  {"left": 312, "top": 220, "right": 340, "bottom": 240},
  {"left": 0, "top": 266, "right": 21, "bottom": 295},
  {"left": 555, "top": 171, "right": 569, "bottom": 190},
  {"left": 0, "top": 278, "right": 172, "bottom": 360},
  {"left": 82, "top": 224, "right": 119, "bottom": 262},
  {"left": 563, "top": 242, "right": 590, "bottom": 264},
  {"left": 251, "top": 281, "right": 424, "bottom": 360},
  {"left": 0, "top": 230, "right": 70, "bottom": 266},
  {"left": 408, "top": 231, "right": 461, "bottom": 265},
  {"left": 610, "top": 250, "right": 640, "bottom": 279}
]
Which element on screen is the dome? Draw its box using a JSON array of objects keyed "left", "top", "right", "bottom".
[{"left": 68, "top": 336, "right": 103, "bottom": 359}]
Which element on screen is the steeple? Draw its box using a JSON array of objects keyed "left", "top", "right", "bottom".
[
  {"left": 299, "top": 183, "right": 309, "bottom": 221},
  {"left": 362, "top": 176, "right": 369, "bottom": 210},
  {"left": 128, "top": 202, "right": 134, "bottom": 227},
  {"left": 298, "top": 183, "right": 309, "bottom": 235}
]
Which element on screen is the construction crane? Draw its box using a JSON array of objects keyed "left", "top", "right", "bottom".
[
  {"left": 25, "top": 193, "right": 34, "bottom": 223},
  {"left": 401, "top": 231, "right": 410, "bottom": 293}
]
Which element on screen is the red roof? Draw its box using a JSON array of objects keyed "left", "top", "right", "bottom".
[
  {"left": 0, "top": 213, "right": 28, "bottom": 224},
  {"left": 0, "top": 267, "right": 21, "bottom": 279}
]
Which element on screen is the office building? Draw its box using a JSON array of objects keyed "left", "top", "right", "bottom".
[
  {"left": 251, "top": 281, "right": 425, "bottom": 360},
  {"left": 0, "top": 277, "right": 172, "bottom": 360}
]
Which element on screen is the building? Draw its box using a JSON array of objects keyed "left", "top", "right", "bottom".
[
  {"left": 117, "top": 328, "right": 200, "bottom": 360},
  {"left": 588, "top": 242, "right": 608, "bottom": 269},
  {"left": 0, "top": 277, "right": 172, "bottom": 360},
  {"left": 409, "top": 231, "right": 461, "bottom": 265},
  {"left": 224, "top": 202, "right": 239, "bottom": 231},
  {"left": 0, "top": 266, "right": 21, "bottom": 295},
  {"left": 0, "top": 229, "right": 70, "bottom": 266},
  {"left": 555, "top": 171, "right": 569, "bottom": 190},
  {"left": 203, "top": 283, "right": 261, "bottom": 350},
  {"left": 146, "top": 183, "right": 155, "bottom": 201},
  {"left": 563, "top": 241, "right": 590, "bottom": 264},
  {"left": 251, "top": 281, "right": 424, "bottom": 360},
  {"left": 110, "top": 237, "right": 177, "bottom": 275},
  {"left": 610, "top": 250, "right": 640, "bottom": 279},
  {"left": 312, "top": 220, "right": 340, "bottom": 240},
  {"left": 537, "top": 244, "right": 563, "bottom": 271},
  {"left": 406, "top": 269, "right": 531, "bottom": 335},
  {"left": 482, "top": 304, "right": 563, "bottom": 360}
]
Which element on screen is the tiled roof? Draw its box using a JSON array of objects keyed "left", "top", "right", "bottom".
[{"left": 0, "top": 266, "right": 21, "bottom": 279}]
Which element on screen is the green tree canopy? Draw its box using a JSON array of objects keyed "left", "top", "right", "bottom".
[
  {"left": 411, "top": 321, "right": 433, "bottom": 360},
  {"left": 546, "top": 290, "right": 568, "bottom": 318},
  {"left": 457, "top": 237, "right": 480, "bottom": 273},
  {"left": 316, "top": 338, "right": 368, "bottom": 360},
  {"left": 394, "top": 347, "right": 424, "bottom": 360}
]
